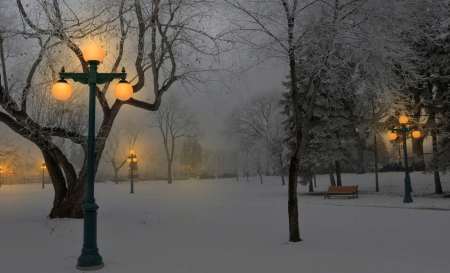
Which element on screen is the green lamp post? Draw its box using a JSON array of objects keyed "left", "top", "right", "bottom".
[
  {"left": 52, "top": 43, "right": 133, "bottom": 271},
  {"left": 127, "top": 150, "right": 137, "bottom": 194},
  {"left": 41, "top": 161, "right": 46, "bottom": 189},
  {"left": 389, "top": 116, "right": 421, "bottom": 203}
]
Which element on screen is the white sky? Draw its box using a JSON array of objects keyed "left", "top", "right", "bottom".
[{"left": 114, "top": 64, "right": 288, "bottom": 150}]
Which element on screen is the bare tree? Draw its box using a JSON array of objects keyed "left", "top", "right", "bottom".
[
  {"left": 0, "top": 0, "right": 226, "bottom": 217},
  {"left": 103, "top": 127, "right": 127, "bottom": 184},
  {"left": 224, "top": 89, "right": 288, "bottom": 184},
  {"left": 149, "top": 92, "right": 198, "bottom": 184},
  {"left": 201, "top": 148, "right": 220, "bottom": 178},
  {"left": 125, "top": 120, "right": 146, "bottom": 151}
]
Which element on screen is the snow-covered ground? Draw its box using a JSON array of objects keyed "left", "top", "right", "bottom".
[{"left": 0, "top": 172, "right": 448, "bottom": 273}]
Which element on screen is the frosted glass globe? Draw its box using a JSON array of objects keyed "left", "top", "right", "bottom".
[
  {"left": 82, "top": 43, "right": 105, "bottom": 62},
  {"left": 52, "top": 81, "right": 72, "bottom": 100},
  {"left": 389, "top": 132, "right": 398, "bottom": 140},
  {"left": 114, "top": 81, "right": 133, "bottom": 101}
]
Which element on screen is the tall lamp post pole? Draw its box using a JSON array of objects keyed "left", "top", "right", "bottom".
[
  {"left": 52, "top": 43, "right": 133, "bottom": 271},
  {"left": 41, "top": 161, "right": 46, "bottom": 189},
  {"left": 127, "top": 150, "right": 137, "bottom": 194},
  {"left": 9, "top": 171, "right": 12, "bottom": 186},
  {"left": 389, "top": 116, "right": 421, "bottom": 203}
]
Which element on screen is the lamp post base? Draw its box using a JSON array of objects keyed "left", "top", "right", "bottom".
[
  {"left": 76, "top": 262, "right": 104, "bottom": 271},
  {"left": 403, "top": 196, "right": 413, "bottom": 203}
]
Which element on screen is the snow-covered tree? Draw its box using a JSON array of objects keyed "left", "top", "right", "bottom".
[{"left": 224, "top": 0, "right": 421, "bottom": 241}]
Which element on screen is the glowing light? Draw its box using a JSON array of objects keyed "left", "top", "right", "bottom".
[
  {"left": 82, "top": 43, "right": 105, "bottom": 62},
  {"left": 389, "top": 132, "right": 398, "bottom": 140},
  {"left": 52, "top": 80, "right": 72, "bottom": 100},
  {"left": 399, "top": 116, "right": 409, "bottom": 124},
  {"left": 114, "top": 80, "right": 133, "bottom": 101},
  {"left": 412, "top": 130, "right": 421, "bottom": 138}
]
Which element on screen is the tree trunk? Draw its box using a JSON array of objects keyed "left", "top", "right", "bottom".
[
  {"left": 335, "top": 160, "right": 342, "bottom": 186},
  {"left": 374, "top": 133, "right": 379, "bottom": 192},
  {"left": 114, "top": 169, "right": 119, "bottom": 184},
  {"left": 308, "top": 176, "right": 313, "bottom": 192},
  {"left": 432, "top": 129, "right": 443, "bottom": 194},
  {"left": 280, "top": 156, "right": 285, "bottom": 185},
  {"left": 246, "top": 171, "right": 249, "bottom": 182},
  {"left": 49, "top": 178, "right": 86, "bottom": 218},
  {"left": 259, "top": 170, "right": 263, "bottom": 184},
  {"left": 167, "top": 160, "right": 173, "bottom": 184},
  {"left": 113, "top": 163, "right": 119, "bottom": 185},
  {"left": 328, "top": 162, "right": 336, "bottom": 186},
  {"left": 356, "top": 140, "right": 365, "bottom": 174},
  {"left": 288, "top": 154, "right": 301, "bottom": 242}
]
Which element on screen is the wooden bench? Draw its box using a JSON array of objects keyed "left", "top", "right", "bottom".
[{"left": 324, "top": 186, "right": 358, "bottom": 199}]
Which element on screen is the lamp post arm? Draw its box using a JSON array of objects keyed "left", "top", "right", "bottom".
[
  {"left": 59, "top": 71, "right": 89, "bottom": 84},
  {"left": 96, "top": 73, "right": 127, "bottom": 84},
  {"left": 59, "top": 72, "right": 127, "bottom": 85}
]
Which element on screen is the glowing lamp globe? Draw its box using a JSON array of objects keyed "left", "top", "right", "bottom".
[
  {"left": 412, "top": 130, "right": 421, "bottom": 138},
  {"left": 133, "top": 158, "right": 137, "bottom": 162},
  {"left": 389, "top": 132, "right": 398, "bottom": 140},
  {"left": 127, "top": 158, "right": 131, "bottom": 163},
  {"left": 399, "top": 116, "right": 409, "bottom": 124},
  {"left": 130, "top": 150, "right": 135, "bottom": 155},
  {"left": 82, "top": 43, "right": 105, "bottom": 62},
  {"left": 114, "top": 80, "right": 133, "bottom": 101},
  {"left": 52, "top": 80, "right": 72, "bottom": 100}
]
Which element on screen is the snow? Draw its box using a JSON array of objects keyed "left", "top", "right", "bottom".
[{"left": 0, "top": 171, "right": 449, "bottom": 273}]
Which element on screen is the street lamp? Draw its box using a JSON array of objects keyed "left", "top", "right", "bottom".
[
  {"left": 389, "top": 115, "right": 421, "bottom": 203},
  {"left": 41, "top": 161, "right": 46, "bottom": 189},
  {"left": 127, "top": 150, "right": 138, "bottom": 194},
  {"left": 52, "top": 43, "right": 133, "bottom": 271}
]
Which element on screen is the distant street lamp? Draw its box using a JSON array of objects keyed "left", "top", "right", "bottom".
[
  {"left": 389, "top": 115, "right": 421, "bottom": 203},
  {"left": 41, "top": 161, "right": 46, "bottom": 189},
  {"left": 127, "top": 150, "right": 138, "bottom": 194},
  {"left": 52, "top": 43, "right": 133, "bottom": 271}
]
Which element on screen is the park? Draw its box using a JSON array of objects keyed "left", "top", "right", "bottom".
[{"left": 1, "top": 1, "right": 449, "bottom": 272}]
